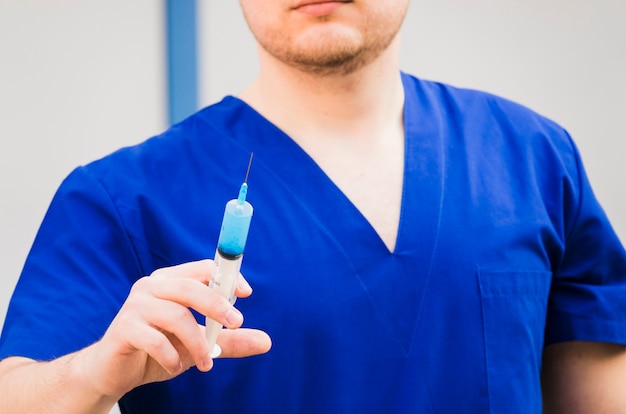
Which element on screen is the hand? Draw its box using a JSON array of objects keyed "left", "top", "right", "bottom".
[{"left": 75, "top": 260, "right": 271, "bottom": 400}]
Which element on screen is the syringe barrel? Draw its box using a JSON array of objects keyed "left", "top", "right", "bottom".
[
  {"left": 206, "top": 195, "right": 253, "bottom": 358},
  {"left": 216, "top": 199, "right": 253, "bottom": 257},
  {"left": 206, "top": 249, "right": 243, "bottom": 357}
]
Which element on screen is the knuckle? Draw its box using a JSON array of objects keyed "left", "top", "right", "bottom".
[
  {"left": 131, "top": 276, "right": 152, "bottom": 292},
  {"left": 145, "top": 333, "right": 170, "bottom": 354},
  {"left": 150, "top": 267, "right": 167, "bottom": 279},
  {"left": 114, "top": 312, "right": 135, "bottom": 329},
  {"left": 178, "top": 277, "right": 199, "bottom": 293},
  {"left": 170, "top": 306, "right": 191, "bottom": 322}
]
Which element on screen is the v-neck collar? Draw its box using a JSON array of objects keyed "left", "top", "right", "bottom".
[{"left": 218, "top": 73, "right": 444, "bottom": 256}]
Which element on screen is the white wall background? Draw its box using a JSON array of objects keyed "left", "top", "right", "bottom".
[
  {"left": 0, "top": 1, "right": 166, "bottom": 332},
  {"left": 0, "top": 1, "right": 624, "bottom": 410},
  {"left": 0, "top": 3, "right": 165, "bottom": 412}
]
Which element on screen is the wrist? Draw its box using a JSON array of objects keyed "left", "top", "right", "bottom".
[{"left": 64, "top": 345, "right": 121, "bottom": 412}]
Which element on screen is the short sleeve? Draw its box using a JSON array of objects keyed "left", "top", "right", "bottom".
[
  {"left": 0, "top": 167, "right": 143, "bottom": 361},
  {"left": 545, "top": 141, "right": 626, "bottom": 345}
]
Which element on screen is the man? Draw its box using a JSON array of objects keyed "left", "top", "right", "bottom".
[{"left": 1, "top": 1, "right": 626, "bottom": 412}]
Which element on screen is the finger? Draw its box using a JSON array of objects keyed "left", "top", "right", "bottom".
[
  {"left": 234, "top": 274, "right": 252, "bottom": 298},
  {"left": 215, "top": 328, "right": 272, "bottom": 359},
  {"left": 151, "top": 260, "right": 253, "bottom": 298},
  {"left": 150, "top": 259, "right": 214, "bottom": 285},
  {"left": 148, "top": 277, "right": 244, "bottom": 329},
  {"left": 141, "top": 299, "right": 213, "bottom": 371},
  {"left": 123, "top": 320, "right": 183, "bottom": 375}
]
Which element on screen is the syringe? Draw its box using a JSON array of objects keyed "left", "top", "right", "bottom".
[{"left": 206, "top": 154, "right": 254, "bottom": 358}]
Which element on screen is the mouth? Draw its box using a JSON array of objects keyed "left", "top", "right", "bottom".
[
  {"left": 293, "top": 0, "right": 352, "bottom": 16},
  {"left": 294, "top": 0, "right": 351, "bottom": 6}
]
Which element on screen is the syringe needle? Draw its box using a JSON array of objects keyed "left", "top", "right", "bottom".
[{"left": 244, "top": 153, "right": 254, "bottom": 183}]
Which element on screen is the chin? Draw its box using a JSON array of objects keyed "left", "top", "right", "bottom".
[{"left": 293, "top": 24, "right": 362, "bottom": 58}]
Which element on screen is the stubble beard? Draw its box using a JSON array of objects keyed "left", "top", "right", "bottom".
[{"left": 257, "top": 23, "right": 397, "bottom": 77}]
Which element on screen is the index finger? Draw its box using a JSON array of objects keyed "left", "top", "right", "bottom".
[
  {"left": 150, "top": 259, "right": 253, "bottom": 298},
  {"left": 150, "top": 259, "right": 214, "bottom": 285}
]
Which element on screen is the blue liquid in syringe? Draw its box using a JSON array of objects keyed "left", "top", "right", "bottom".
[{"left": 217, "top": 183, "right": 253, "bottom": 258}]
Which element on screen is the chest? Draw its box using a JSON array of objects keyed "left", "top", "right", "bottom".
[{"left": 301, "top": 131, "right": 405, "bottom": 252}]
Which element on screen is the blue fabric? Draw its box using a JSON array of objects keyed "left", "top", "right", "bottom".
[{"left": 2, "top": 73, "right": 626, "bottom": 413}]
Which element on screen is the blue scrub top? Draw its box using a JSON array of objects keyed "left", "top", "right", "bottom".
[{"left": 2, "top": 73, "right": 626, "bottom": 413}]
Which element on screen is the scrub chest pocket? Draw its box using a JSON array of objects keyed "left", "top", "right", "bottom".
[{"left": 478, "top": 270, "right": 552, "bottom": 413}]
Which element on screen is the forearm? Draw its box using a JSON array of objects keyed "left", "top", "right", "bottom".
[
  {"left": 542, "top": 341, "right": 626, "bottom": 413},
  {"left": 0, "top": 353, "right": 118, "bottom": 414}
]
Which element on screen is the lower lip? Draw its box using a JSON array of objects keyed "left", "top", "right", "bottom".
[{"left": 296, "top": 2, "right": 344, "bottom": 17}]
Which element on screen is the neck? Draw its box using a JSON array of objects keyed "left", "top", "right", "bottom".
[
  {"left": 239, "top": 35, "right": 406, "bottom": 252},
  {"left": 238, "top": 35, "right": 404, "bottom": 146}
]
